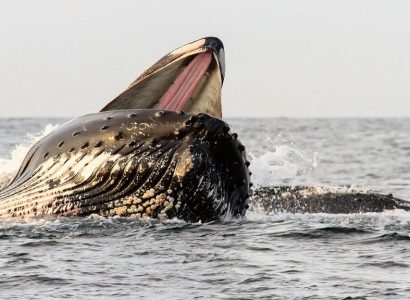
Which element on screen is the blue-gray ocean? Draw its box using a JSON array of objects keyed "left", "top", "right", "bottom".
[{"left": 0, "top": 117, "right": 409, "bottom": 299}]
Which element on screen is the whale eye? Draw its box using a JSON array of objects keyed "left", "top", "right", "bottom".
[
  {"left": 128, "top": 113, "right": 136, "bottom": 118},
  {"left": 101, "top": 125, "right": 109, "bottom": 131},
  {"left": 73, "top": 131, "right": 80, "bottom": 137},
  {"left": 81, "top": 142, "right": 89, "bottom": 149},
  {"left": 43, "top": 152, "right": 49, "bottom": 159},
  {"left": 58, "top": 141, "right": 64, "bottom": 147},
  {"left": 105, "top": 117, "right": 112, "bottom": 120}
]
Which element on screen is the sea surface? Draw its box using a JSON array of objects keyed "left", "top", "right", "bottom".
[{"left": 0, "top": 117, "right": 409, "bottom": 299}]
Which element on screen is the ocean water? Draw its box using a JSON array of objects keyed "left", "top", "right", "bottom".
[{"left": 0, "top": 117, "right": 409, "bottom": 299}]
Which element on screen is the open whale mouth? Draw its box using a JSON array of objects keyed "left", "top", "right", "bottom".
[{"left": 101, "top": 37, "right": 225, "bottom": 118}]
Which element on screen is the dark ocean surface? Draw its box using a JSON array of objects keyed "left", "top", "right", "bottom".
[{"left": 0, "top": 118, "right": 409, "bottom": 299}]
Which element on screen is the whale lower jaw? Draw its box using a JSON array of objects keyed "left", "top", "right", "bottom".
[{"left": 0, "top": 110, "right": 250, "bottom": 222}]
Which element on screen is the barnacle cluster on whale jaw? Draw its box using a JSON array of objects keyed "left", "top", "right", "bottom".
[
  {"left": 102, "top": 190, "right": 176, "bottom": 220},
  {"left": 0, "top": 110, "right": 251, "bottom": 222}
]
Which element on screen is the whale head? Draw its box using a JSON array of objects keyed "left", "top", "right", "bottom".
[{"left": 0, "top": 37, "right": 251, "bottom": 222}]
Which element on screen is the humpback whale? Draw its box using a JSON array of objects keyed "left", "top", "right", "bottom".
[
  {"left": 252, "top": 186, "right": 410, "bottom": 214},
  {"left": 0, "top": 37, "right": 409, "bottom": 221},
  {"left": 0, "top": 37, "right": 250, "bottom": 222}
]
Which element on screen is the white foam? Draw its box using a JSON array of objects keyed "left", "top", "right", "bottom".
[
  {"left": 0, "top": 124, "right": 58, "bottom": 188},
  {"left": 249, "top": 144, "right": 319, "bottom": 187},
  {"left": 246, "top": 209, "right": 410, "bottom": 230}
]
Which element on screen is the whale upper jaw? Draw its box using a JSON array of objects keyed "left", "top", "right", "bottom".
[{"left": 101, "top": 37, "right": 225, "bottom": 118}]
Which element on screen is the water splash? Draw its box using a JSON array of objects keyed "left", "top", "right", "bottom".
[
  {"left": 248, "top": 144, "right": 319, "bottom": 187},
  {"left": 0, "top": 124, "right": 58, "bottom": 188}
]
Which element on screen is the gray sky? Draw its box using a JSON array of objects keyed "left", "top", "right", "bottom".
[{"left": 0, "top": 0, "right": 409, "bottom": 118}]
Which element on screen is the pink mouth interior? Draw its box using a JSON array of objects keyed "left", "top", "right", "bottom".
[{"left": 156, "top": 52, "right": 212, "bottom": 111}]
